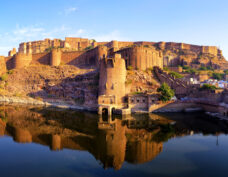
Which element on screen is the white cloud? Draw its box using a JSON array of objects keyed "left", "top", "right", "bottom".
[
  {"left": 0, "top": 25, "right": 128, "bottom": 56},
  {"left": 0, "top": 24, "right": 87, "bottom": 56},
  {"left": 64, "top": 7, "right": 78, "bottom": 15}
]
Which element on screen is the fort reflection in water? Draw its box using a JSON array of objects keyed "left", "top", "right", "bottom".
[{"left": 0, "top": 105, "right": 227, "bottom": 170}]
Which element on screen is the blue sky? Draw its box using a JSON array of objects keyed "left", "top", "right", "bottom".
[{"left": 0, "top": 0, "right": 228, "bottom": 59}]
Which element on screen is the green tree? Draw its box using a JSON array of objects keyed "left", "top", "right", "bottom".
[
  {"left": 157, "top": 83, "right": 175, "bottom": 102},
  {"left": 199, "top": 66, "right": 207, "bottom": 71},
  {"left": 200, "top": 84, "right": 216, "bottom": 91},
  {"left": 212, "top": 73, "right": 224, "bottom": 80}
]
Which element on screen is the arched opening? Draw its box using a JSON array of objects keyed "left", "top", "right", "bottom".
[
  {"left": 107, "top": 59, "right": 114, "bottom": 68},
  {"left": 102, "top": 108, "right": 108, "bottom": 122}
]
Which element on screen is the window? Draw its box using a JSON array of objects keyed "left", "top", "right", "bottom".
[
  {"left": 143, "top": 99, "right": 145, "bottom": 103},
  {"left": 137, "top": 99, "right": 140, "bottom": 103},
  {"left": 131, "top": 99, "right": 134, "bottom": 103}
]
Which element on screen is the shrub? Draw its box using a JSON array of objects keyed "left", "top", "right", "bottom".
[
  {"left": 163, "top": 67, "right": 169, "bottom": 71},
  {"left": 157, "top": 83, "right": 175, "bottom": 102},
  {"left": 84, "top": 46, "right": 94, "bottom": 51},
  {"left": 127, "top": 66, "right": 133, "bottom": 70},
  {"left": 200, "top": 84, "right": 216, "bottom": 91},
  {"left": 199, "top": 66, "right": 208, "bottom": 71},
  {"left": 206, "top": 66, "right": 214, "bottom": 70},
  {"left": 182, "top": 65, "right": 190, "bottom": 70},
  {"left": 185, "top": 68, "right": 196, "bottom": 74},
  {"left": 0, "top": 73, "right": 8, "bottom": 81},
  {"left": 132, "top": 91, "right": 143, "bottom": 95},
  {"left": 169, "top": 71, "right": 183, "bottom": 79},
  {"left": 7, "top": 70, "right": 14, "bottom": 75},
  {"left": 212, "top": 73, "right": 224, "bottom": 80},
  {"left": 45, "top": 47, "right": 54, "bottom": 52}
]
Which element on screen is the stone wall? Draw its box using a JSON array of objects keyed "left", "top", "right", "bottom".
[
  {"left": 0, "top": 56, "right": 6, "bottom": 75},
  {"left": 117, "top": 46, "right": 163, "bottom": 70},
  {"left": 2, "top": 39, "right": 227, "bottom": 72},
  {"left": 31, "top": 52, "right": 50, "bottom": 65},
  {"left": 61, "top": 51, "right": 84, "bottom": 65}
]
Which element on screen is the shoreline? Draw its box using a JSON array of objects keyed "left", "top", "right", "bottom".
[
  {"left": 0, "top": 96, "right": 97, "bottom": 113},
  {"left": 0, "top": 96, "right": 227, "bottom": 122}
]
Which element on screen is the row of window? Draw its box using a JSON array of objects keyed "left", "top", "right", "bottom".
[{"left": 130, "top": 98, "right": 156, "bottom": 104}]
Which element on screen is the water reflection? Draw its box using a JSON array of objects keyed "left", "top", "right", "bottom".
[{"left": 0, "top": 105, "right": 228, "bottom": 170}]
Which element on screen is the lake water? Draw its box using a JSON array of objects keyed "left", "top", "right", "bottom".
[{"left": 0, "top": 105, "right": 228, "bottom": 177}]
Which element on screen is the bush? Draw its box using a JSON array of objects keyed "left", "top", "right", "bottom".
[
  {"left": 200, "top": 84, "right": 216, "bottom": 91},
  {"left": 84, "top": 46, "right": 94, "bottom": 50},
  {"left": 157, "top": 83, "right": 175, "bottom": 102},
  {"left": 183, "top": 65, "right": 190, "bottom": 70},
  {"left": 169, "top": 71, "right": 183, "bottom": 79},
  {"left": 127, "top": 66, "right": 133, "bottom": 70},
  {"left": 206, "top": 66, "right": 214, "bottom": 70},
  {"left": 185, "top": 68, "right": 196, "bottom": 74},
  {"left": 0, "top": 73, "right": 8, "bottom": 81},
  {"left": 199, "top": 66, "right": 208, "bottom": 71},
  {"left": 7, "top": 70, "right": 14, "bottom": 75},
  {"left": 132, "top": 91, "right": 143, "bottom": 95},
  {"left": 163, "top": 67, "right": 169, "bottom": 71},
  {"left": 212, "top": 73, "right": 224, "bottom": 80}
]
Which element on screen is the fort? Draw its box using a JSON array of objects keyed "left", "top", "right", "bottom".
[
  {"left": 0, "top": 37, "right": 228, "bottom": 116},
  {"left": 2, "top": 37, "right": 226, "bottom": 71}
]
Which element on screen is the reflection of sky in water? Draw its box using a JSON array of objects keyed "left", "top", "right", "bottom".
[
  {"left": 1, "top": 107, "right": 228, "bottom": 177},
  {"left": 123, "top": 134, "right": 228, "bottom": 177},
  {"left": 0, "top": 134, "right": 228, "bottom": 177}
]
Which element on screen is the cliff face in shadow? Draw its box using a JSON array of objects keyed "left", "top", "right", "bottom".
[{"left": 0, "top": 105, "right": 227, "bottom": 170}]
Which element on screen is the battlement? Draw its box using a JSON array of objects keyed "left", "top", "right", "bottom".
[
  {"left": 18, "top": 37, "right": 92, "bottom": 55},
  {"left": 157, "top": 41, "right": 220, "bottom": 56},
  {"left": 0, "top": 38, "right": 225, "bottom": 73}
]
